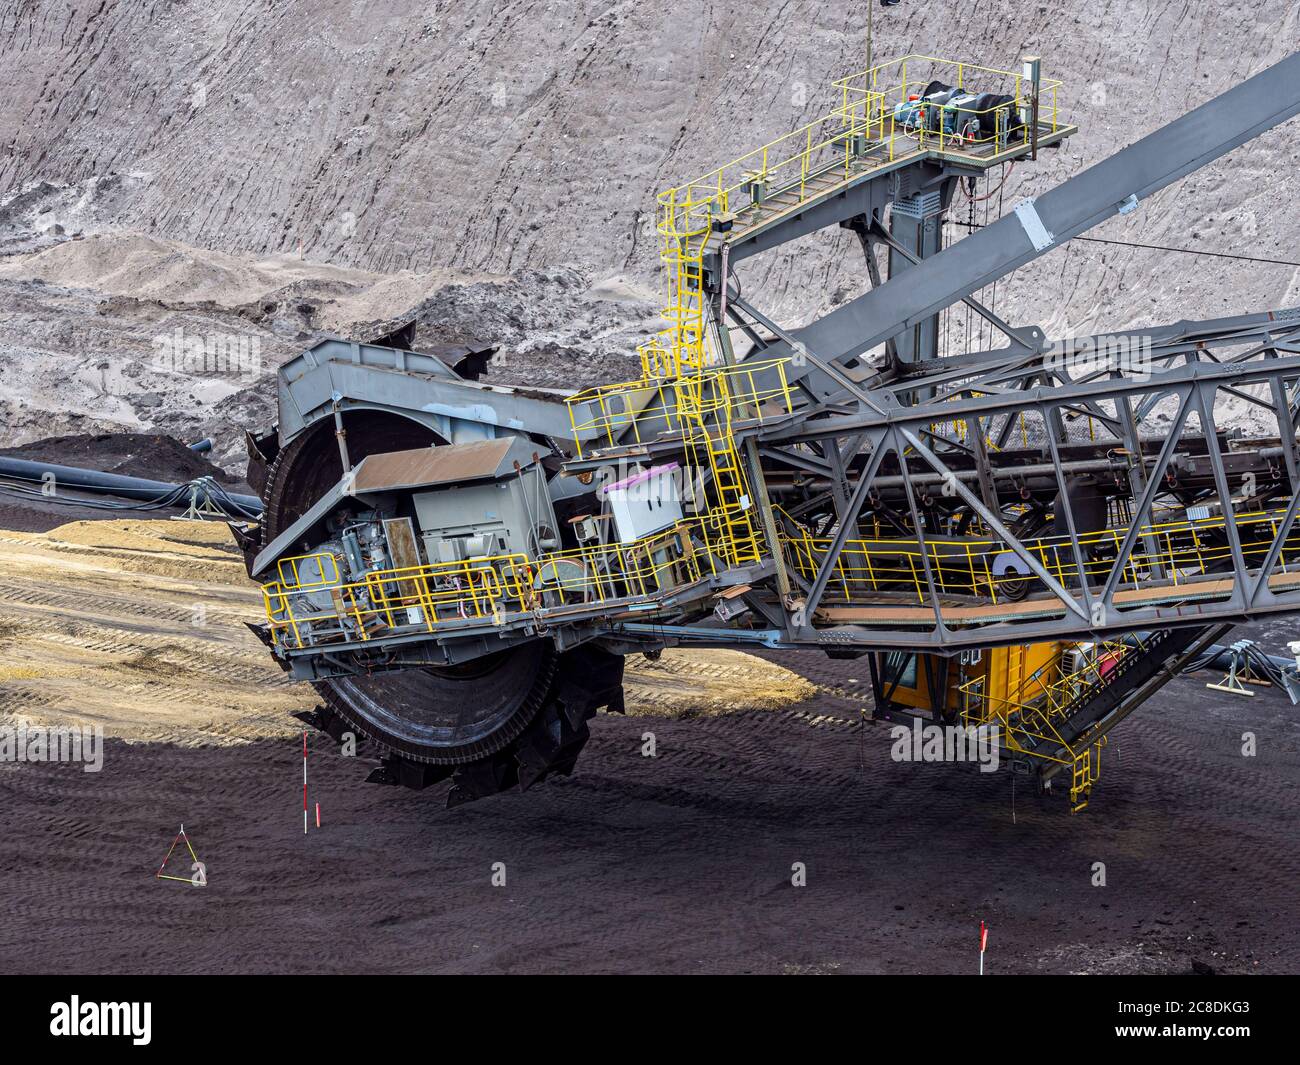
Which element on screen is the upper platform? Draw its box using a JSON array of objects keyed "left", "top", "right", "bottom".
[{"left": 658, "top": 54, "right": 1077, "bottom": 266}]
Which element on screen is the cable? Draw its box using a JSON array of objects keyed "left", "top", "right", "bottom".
[
  {"left": 958, "top": 161, "right": 1016, "bottom": 203},
  {"left": 988, "top": 161, "right": 1008, "bottom": 353},
  {"left": 0, "top": 474, "right": 261, "bottom": 518},
  {"left": 1181, "top": 640, "right": 1293, "bottom": 689},
  {"left": 202, "top": 477, "right": 263, "bottom": 519},
  {"left": 949, "top": 219, "right": 1300, "bottom": 267},
  {"left": 1071, "top": 235, "right": 1300, "bottom": 267},
  {"left": 0, "top": 482, "right": 189, "bottom": 512}
]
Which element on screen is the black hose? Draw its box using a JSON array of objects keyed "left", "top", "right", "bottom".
[{"left": 0, "top": 456, "right": 263, "bottom": 516}]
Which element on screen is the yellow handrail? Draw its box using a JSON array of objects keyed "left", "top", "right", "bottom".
[
  {"left": 650, "top": 54, "right": 1072, "bottom": 383},
  {"left": 781, "top": 505, "right": 1300, "bottom": 607}
]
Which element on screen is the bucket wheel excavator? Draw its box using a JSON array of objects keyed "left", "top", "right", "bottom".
[{"left": 236, "top": 52, "right": 1300, "bottom": 809}]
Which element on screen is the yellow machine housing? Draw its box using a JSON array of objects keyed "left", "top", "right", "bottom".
[{"left": 879, "top": 642, "right": 1065, "bottom": 718}]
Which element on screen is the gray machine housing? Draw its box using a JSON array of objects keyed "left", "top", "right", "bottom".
[{"left": 414, "top": 450, "right": 557, "bottom": 562}]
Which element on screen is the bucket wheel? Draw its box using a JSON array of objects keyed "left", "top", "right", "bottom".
[{"left": 255, "top": 412, "right": 624, "bottom": 805}]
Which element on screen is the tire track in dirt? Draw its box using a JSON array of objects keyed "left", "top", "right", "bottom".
[
  {"left": 0, "top": 520, "right": 1294, "bottom": 973},
  {"left": 1, "top": 622, "right": 293, "bottom": 687},
  {"left": 0, "top": 579, "right": 257, "bottom": 631},
  {"left": 0, "top": 519, "right": 314, "bottom": 745},
  {"left": 1, "top": 672, "right": 1293, "bottom": 976}
]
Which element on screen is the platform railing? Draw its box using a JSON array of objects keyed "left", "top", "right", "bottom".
[
  {"left": 262, "top": 513, "right": 737, "bottom": 651},
  {"left": 659, "top": 54, "right": 1067, "bottom": 244},
  {"left": 779, "top": 504, "right": 1300, "bottom": 607},
  {"left": 651, "top": 54, "right": 1071, "bottom": 384},
  {"left": 565, "top": 357, "right": 794, "bottom": 459},
  {"left": 263, "top": 553, "right": 532, "bottom": 649}
]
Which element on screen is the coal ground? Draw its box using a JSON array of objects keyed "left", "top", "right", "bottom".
[
  {"left": 0, "top": 431, "right": 243, "bottom": 485},
  {"left": 0, "top": 626, "right": 1296, "bottom": 975},
  {"left": 0, "top": 431, "right": 247, "bottom": 532}
]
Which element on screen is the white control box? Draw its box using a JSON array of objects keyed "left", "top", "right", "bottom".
[{"left": 602, "top": 463, "right": 683, "bottom": 543}]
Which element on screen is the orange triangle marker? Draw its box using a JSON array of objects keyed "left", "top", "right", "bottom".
[{"left": 155, "top": 823, "right": 205, "bottom": 885}]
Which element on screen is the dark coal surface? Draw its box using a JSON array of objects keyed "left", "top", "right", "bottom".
[
  {"left": 0, "top": 431, "right": 244, "bottom": 486},
  {"left": 0, "top": 637, "right": 1295, "bottom": 975},
  {"left": 0, "top": 484, "right": 148, "bottom": 533},
  {"left": 0, "top": 430, "right": 253, "bottom": 531}
]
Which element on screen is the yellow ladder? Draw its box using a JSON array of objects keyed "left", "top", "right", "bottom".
[
  {"left": 655, "top": 192, "right": 764, "bottom": 567},
  {"left": 658, "top": 193, "right": 713, "bottom": 377},
  {"left": 1070, "top": 744, "right": 1101, "bottom": 812},
  {"left": 679, "top": 372, "right": 761, "bottom": 566},
  {"left": 702, "top": 435, "right": 760, "bottom": 563}
]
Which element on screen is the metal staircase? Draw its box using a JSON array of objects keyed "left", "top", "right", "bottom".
[
  {"left": 960, "top": 624, "right": 1231, "bottom": 810},
  {"left": 1038, "top": 625, "right": 1229, "bottom": 809}
]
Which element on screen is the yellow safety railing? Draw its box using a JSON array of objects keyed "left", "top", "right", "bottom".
[
  {"left": 264, "top": 553, "right": 532, "bottom": 650},
  {"left": 276, "top": 551, "right": 340, "bottom": 589},
  {"left": 565, "top": 357, "right": 795, "bottom": 459},
  {"left": 780, "top": 504, "right": 1300, "bottom": 608},
  {"left": 262, "top": 511, "right": 748, "bottom": 651},
  {"left": 663, "top": 54, "right": 1065, "bottom": 226},
  {"left": 532, "top": 519, "right": 710, "bottom": 605},
  {"left": 957, "top": 637, "right": 1133, "bottom": 808},
  {"left": 833, "top": 54, "right": 1063, "bottom": 157},
  {"left": 649, "top": 54, "right": 1071, "bottom": 380}
]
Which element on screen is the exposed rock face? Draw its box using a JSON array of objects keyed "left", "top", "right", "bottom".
[
  {"left": 0, "top": 230, "right": 659, "bottom": 466},
  {"left": 1, "top": 2, "right": 1298, "bottom": 464},
  {"left": 3, "top": 3, "right": 1296, "bottom": 300}
]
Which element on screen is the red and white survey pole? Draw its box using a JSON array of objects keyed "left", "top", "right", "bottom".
[
  {"left": 979, "top": 921, "right": 988, "bottom": 975},
  {"left": 303, "top": 730, "right": 308, "bottom": 835}
]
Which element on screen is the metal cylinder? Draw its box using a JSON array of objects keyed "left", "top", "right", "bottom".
[{"left": 0, "top": 455, "right": 262, "bottom": 513}]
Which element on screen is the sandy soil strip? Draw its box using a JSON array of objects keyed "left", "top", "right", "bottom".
[{"left": 0, "top": 519, "right": 814, "bottom": 745}]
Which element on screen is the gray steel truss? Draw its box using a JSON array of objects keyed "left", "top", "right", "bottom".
[{"left": 263, "top": 51, "right": 1300, "bottom": 665}]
